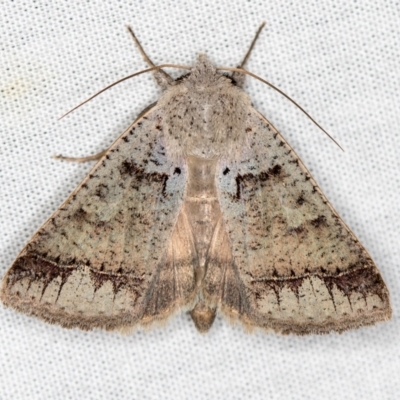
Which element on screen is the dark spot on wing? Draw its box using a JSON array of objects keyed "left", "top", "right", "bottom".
[
  {"left": 287, "top": 225, "right": 305, "bottom": 235},
  {"left": 235, "top": 164, "right": 283, "bottom": 199},
  {"left": 269, "top": 164, "right": 282, "bottom": 176},
  {"left": 120, "top": 160, "right": 169, "bottom": 197},
  {"left": 310, "top": 215, "right": 328, "bottom": 228},
  {"left": 296, "top": 195, "right": 305, "bottom": 206},
  {"left": 73, "top": 207, "right": 88, "bottom": 222}
]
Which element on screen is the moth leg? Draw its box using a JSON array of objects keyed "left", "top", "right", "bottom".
[
  {"left": 55, "top": 101, "right": 159, "bottom": 163},
  {"left": 126, "top": 26, "right": 173, "bottom": 89},
  {"left": 232, "top": 22, "right": 266, "bottom": 87},
  {"left": 53, "top": 149, "right": 107, "bottom": 163}
]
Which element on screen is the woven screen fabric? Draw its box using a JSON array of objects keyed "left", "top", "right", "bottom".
[{"left": 1, "top": 1, "right": 399, "bottom": 399}]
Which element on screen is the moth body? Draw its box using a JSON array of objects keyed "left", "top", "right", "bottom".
[
  {"left": 1, "top": 31, "right": 391, "bottom": 335},
  {"left": 159, "top": 55, "right": 251, "bottom": 160}
]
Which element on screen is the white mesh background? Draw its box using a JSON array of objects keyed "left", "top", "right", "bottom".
[{"left": 1, "top": 1, "right": 399, "bottom": 399}]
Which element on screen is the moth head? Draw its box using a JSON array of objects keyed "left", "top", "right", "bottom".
[{"left": 181, "top": 54, "right": 233, "bottom": 88}]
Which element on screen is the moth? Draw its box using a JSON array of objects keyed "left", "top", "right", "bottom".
[{"left": 1, "top": 24, "right": 391, "bottom": 335}]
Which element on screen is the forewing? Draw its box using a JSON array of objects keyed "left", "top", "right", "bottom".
[
  {"left": 1, "top": 108, "right": 197, "bottom": 330},
  {"left": 208, "top": 110, "right": 391, "bottom": 334}
]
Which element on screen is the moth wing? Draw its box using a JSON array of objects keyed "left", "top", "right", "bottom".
[
  {"left": 1, "top": 107, "right": 197, "bottom": 330},
  {"left": 206, "top": 109, "right": 391, "bottom": 334}
]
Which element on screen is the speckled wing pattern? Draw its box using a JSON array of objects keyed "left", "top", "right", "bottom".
[
  {"left": 1, "top": 48, "right": 391, "bottom": 335},
  {"left": 205, "top": 110, "right": 391, "bottom": 334},
  {"left": 1, "top": 108, "right": 197, "bottom": 330}
]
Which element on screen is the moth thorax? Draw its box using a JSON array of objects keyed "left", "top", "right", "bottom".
[{"left": 181, "top": 103, "right": 248, "bottom": 158}]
